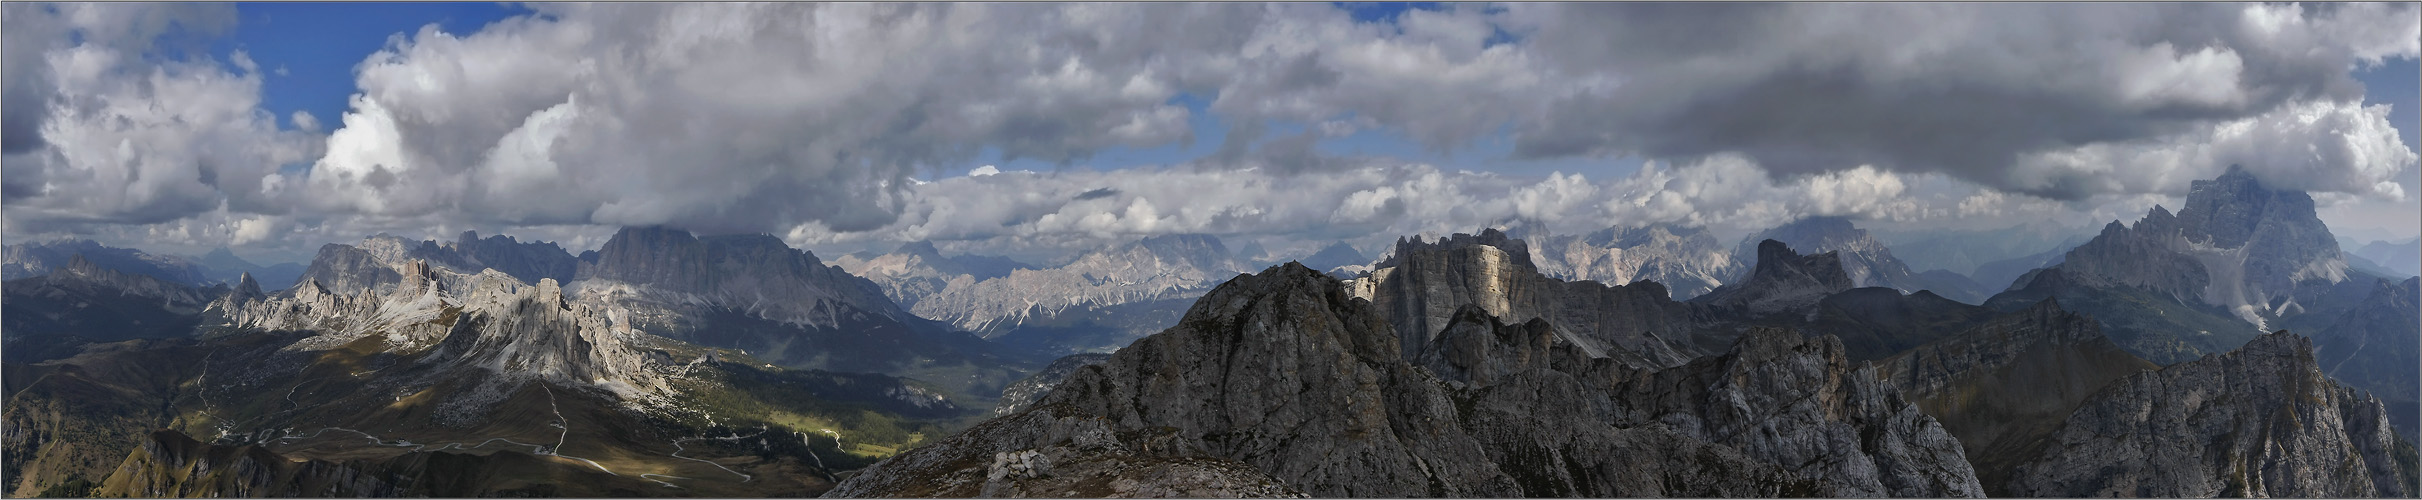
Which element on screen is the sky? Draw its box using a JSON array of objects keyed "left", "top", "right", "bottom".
[{"left": 2, "top": 2, "right": 2417, "bottom": 265}]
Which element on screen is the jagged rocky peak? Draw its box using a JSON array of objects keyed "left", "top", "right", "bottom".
[
  {"left": 62, "top": 253, "right": 103, "bottom": 276},
  {"left": 226, "top": 271, "right": 266, "bottom": 306},
  {"left": 2057, "top": 165, "right": 2350, "bottom": 321},
  {"left": 1691, "top": 239, "right": 1856, "bottom": 317},
  {"left": 844, "top": 263, "right": 1525, "bottom": 497},
  {"left": 2007, "top": 330, "right": 2417, "bottom": 497},
  {"left": 1608, "top": 326, "right": 1989, "bottom": 497},
  {"left": 2178, "top": 165, "right": 2321, "bottom": 248},
  {"left": 1413, "top": 304, "right": 1572, "bottom": 388},
  {"left": 842, "top": 262, "right": 1984, "bottom": 497},
  {"left": 429, "top": 276, "right": 665, "bottom": 395}
]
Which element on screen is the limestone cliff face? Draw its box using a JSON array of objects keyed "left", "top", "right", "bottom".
[
  {"left": 834, "top": 263, "right": 1984, "bottom": 498},
  {"left": 2007, "top": 331, "right": 2417, "bottom": 497},
  {"left": 220, "top": 257, "right": 671, "bottom": 398},
  {"left": 1348, "top": 229, "right": 1711, "bottom": 368},
  {"left": 420, "top": 277, "right": 669, "bottom": 397}
]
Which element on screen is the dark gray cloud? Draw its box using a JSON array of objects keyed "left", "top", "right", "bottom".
[
  {"left": 3, "top": 3, "right": 2416, "bottom": 258},
  {"left": 1498, "top": 2, "right": 2418, "bottom": 200}
]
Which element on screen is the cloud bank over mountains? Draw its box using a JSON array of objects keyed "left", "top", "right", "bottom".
[{"left": 2, "top": 2, "right": 2416, "bottom": 259}]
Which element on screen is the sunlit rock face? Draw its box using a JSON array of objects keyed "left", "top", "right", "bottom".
[{"left": 1348, "top": 229, "right": 1712, "bottom": 368}]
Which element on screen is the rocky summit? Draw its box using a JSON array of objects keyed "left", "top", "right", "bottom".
[
  {"left": 1735, "top": 217, "right": 1991, "bottom": 303},
  {"left": 1693, "top": 239, "right": 1857, "bottom": 318},
  {"left": 1985, "top": 165, "right": 2398, "bottom": 366},
  {"left": 832, "top": 262, "right": 1985, "bottom": 498}
]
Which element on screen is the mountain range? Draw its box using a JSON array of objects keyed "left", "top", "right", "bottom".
[
  {"left": 1732, "top": 216, "right": 1995, "bottom": 304},
  {"left": 1517, "top": 223, "right": 1745, "bottom": 300},
  {"left": 836, "top": 234, "right": 1250, "bottom": 356},
  {"left": 3, "top": 240, "right": 213, "bottom": 286},
  {"left": 4, "top": 166, "right": 2416, "bottom": 498},
  {"left": 2350, "top": 237, "right": 2422, "bottom": 278}
]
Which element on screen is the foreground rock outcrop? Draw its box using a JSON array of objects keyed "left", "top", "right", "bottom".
[
  {"left": 831, "top": 263, "right": 1984, "bottom": 497},
  {"left": 2006, "top": 331, "right": 2418, "bottom": 497}
]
